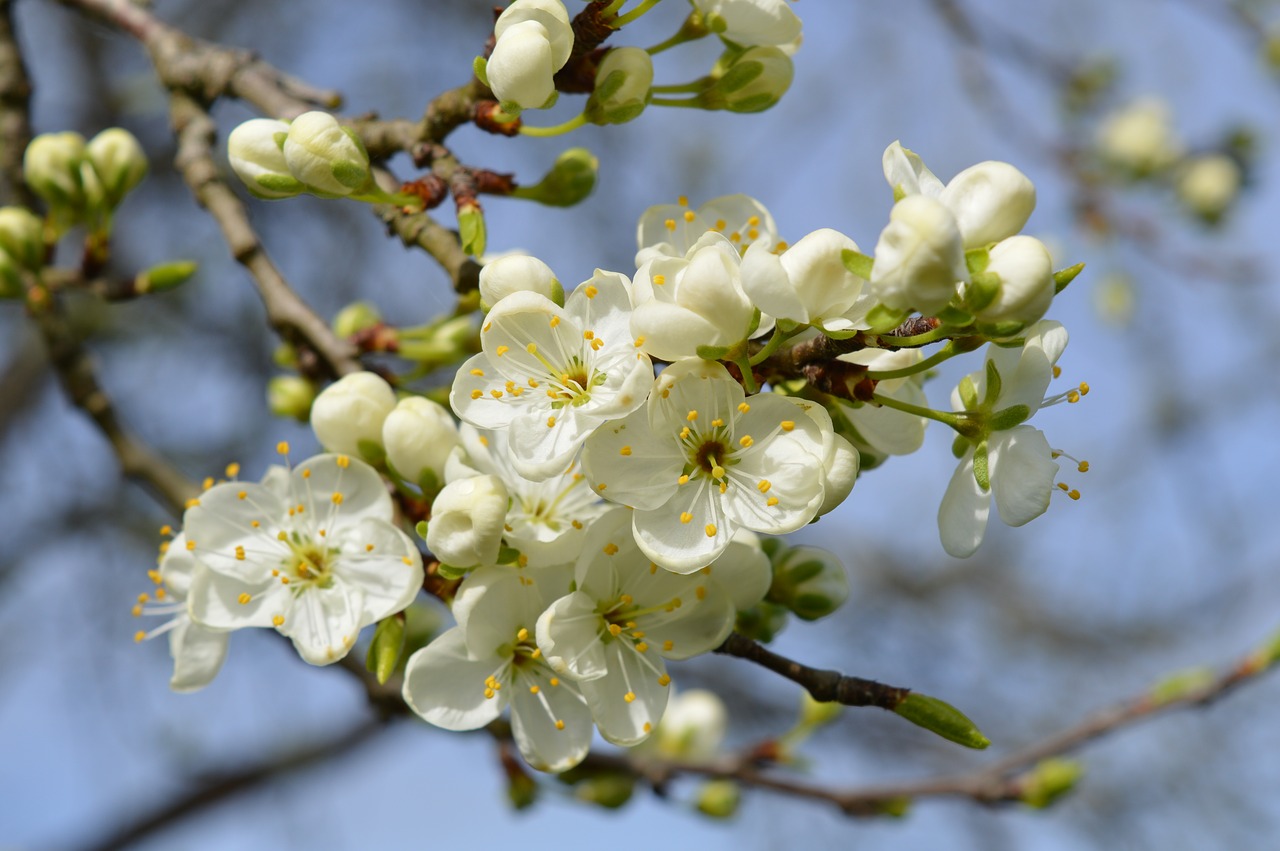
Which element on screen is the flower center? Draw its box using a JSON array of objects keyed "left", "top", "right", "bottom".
[{"left": 280, "top": 537, "right": 336, "bottom": 590}]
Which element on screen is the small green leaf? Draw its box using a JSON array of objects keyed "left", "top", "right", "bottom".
[
  {"left": 964, "top": 246, "right": 991, "bottom": 275},
  {"left": 892, "top": 692, "right": 990, "bottom": 749},
  {"left": 458, "top": 207, "right": 487, "bottom": 257},
  {"left": 1053, "top": 262, "right": 1085, "bottom": 294},
  {"left": 1019, "top": 758, "right": 1084, "bottom": 809},
  {"left": 958, "top": 374, "right": 980, "bottom": 411},
  {"left": 472, "top": 55, "right": 489, "bottom": 87},
  {"left": 840, "top": 248, "right": 874, "bottom": 279},
  {"left": 981, "top": 359, "right": 1003, "bottom": 409},
  {"left": 136, "top": 260, "right": 197, "bottom": 293},
  {"left": 1150, "top": 667, "right": 1215, "bottom": 706},
  {"left": 415, "top": 520, "right": 428, "bottom": 540}
]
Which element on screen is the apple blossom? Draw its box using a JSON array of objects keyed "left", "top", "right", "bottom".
[
  {"left": 227, "top": 118, "right": 303, "bottom": 199},
  {"left": 692, "top": 0, "right": 803, "bottom": 47},
  {"left": 635, "top": 193, "right": 780, "bottom": 266},
  {"left": 282, "top": 111, "right": 371, "bottom": 197},
  {"left": 310, "top": 372, "right": 397, "bottom": 463},
  {"left": 183, "top": 453, "right": 423, "bottom": 665},
  {"left": 382, "top": 396, "right": 460, "bottom": 491},
  {"left": 479, "top": 253, "right": 564, "bottom": 310},
  {"left": 451, "top": 269, "right": 652, "bottom": 480},
  {"left": 742, "top": 227, "right": 874, "bottom": 332}
]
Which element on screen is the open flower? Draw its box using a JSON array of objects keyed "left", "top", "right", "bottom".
[
  {"left": 635, "top": 193, "right": 780, "bottom": 267},
  {"left": 581, "top": 359, "right": 828, "bottom": 572},
  {"left": 938, "top": 321, "right": 1071, "bottom": 557},
  {"left": 536, "top": 510, "right": 737, "bottom": 746},
  {"left": 740, "top": 227, "right": 873, "bottom": 332},
  {"left": 403, "top": 566, "right": 592, "bottom": 772},
  {"left": 183, "top": 453, "right": 423, "bottom": 665},
  {"left": 133, "top": 532, "right": 229, "bottom": 693},
  {"left": 447, "top": 424, "right": 609, "bottom": 568},
  {"left": 450, "top": 270, "right": 652, "bottom": 480}
]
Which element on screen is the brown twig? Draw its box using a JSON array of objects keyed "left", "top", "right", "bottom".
[
  {"left": 715, "top": 632, "right": 910, "bottom": 709},
  {"left": 0, "top": 0, "right": 34, "bottom": 207},
  {"left": 78, "top": 715, "right": 394, "bottom": 851}
]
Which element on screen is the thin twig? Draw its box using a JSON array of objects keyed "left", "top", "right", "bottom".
[
  {"left": 0, "top": 0, "right": 35, "bottom": 207},
  {"left": 715, "top": 632, "right": 910, "bottom": 709}
]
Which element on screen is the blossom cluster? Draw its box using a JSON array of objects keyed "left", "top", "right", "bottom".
[{"left": 142, "top": 135, "right": 1087, "bottom": 774}]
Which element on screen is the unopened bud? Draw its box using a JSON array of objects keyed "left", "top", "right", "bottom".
[
  {"left": 511, "top": 148, "right": 598, "bottom": 208},
  {"left": 0, "top": 206, "right": 45, "bottom": 270},
  {"left": 574, "top": 774, "right": 635, "bottom": 809},
  {"left": 695, "top": 780, "right": 740, "bottom": 819},
  {"left": 1176, "top": 153, "right": 1242, "bottom": 223},
  {"left": 480, "top": 254, "right": 563, "bottom": 310},
  {"left": 970, "top": 235, "right": 1054, "bottom": 326},
  {"left": 228, "top": 118, "right": 304, "bottom": 199},
  {"left": 798, "top": 692, "right": 842, "bottom": 728},
  {"left": 702, "top": 46, "right": 793, "bottom": 113},
  {"left": 266, "top": 375, "right": 316, "bottom": 421},
  {"left": 425, "top": 475, "right": 509, "bottom": 569},
  {"left": 309, "top": 371, "right": 396, "bottom": 462},
  {"left": 23, "top": 131, "right": 88, "bottom": 214},
  {"left": 282, "top": 111, "right": 371, "bottom": 197},
  {"left": 458, "top": 203, "right": 487, "bottom": 257},
  {"left": 870, "top": 194, "right": 966, "bottom": 316},
  {"left": 332, "top": 301, "right": 382, "bottom": 338},
  {"left": 486, "top": 0, "right": 574, "bottom": 113},
  {"left": 382, "top": 396, "right": 460, "bottom": 492},
  {"left": 586, "top": 47, "right": 653, "bottom": 126},
  {"left": 365, "top": 614, "right": 406, "bottom": 685},
  {"left": 1018, "top": 758, "right": 1083, "bottom": 809},
  {"left": 734, "top": 600, "right": 788, "bottom": 643},
  {"left": 892, "top": 692, "right": 990, "bottom": 749},
  {"left": 86, "top": 128, "right": 148, "bottom": 208},
  {"left": 656, "top": 689, "right": 727, "bottom": 760},
  {"left": 136, "top": 260, "right": 197, "bottom": 294}
]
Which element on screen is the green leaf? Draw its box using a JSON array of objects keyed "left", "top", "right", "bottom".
[
  {"left": 864, "top": 303, "right": 909, "bottom": 334},
  {"left": 981, "top": 359, "right": 1003, "bottom": 409},
  {"left": 892, "top": 692, "right": 990, "bottom": 749},
  {"left": 365, "top": 614, "right": 406, "bottom": 685},
  {"left": 1019, "top": 758, "right": 1084, "bottom": 809},
  {"left": 459, "top": 207, "right": 487, "bottom": 257},
  {"left": 840, "top": 248, "right": 874, "bottom": 279},
  {"left": 1053, "top": 262, "right": 1086, "bottom": 294},
  {"left": 957, "top": 374, "right": 980, "bottom": 411},
  {"left": 472, "top": 55, "right": 489, "bottom": 87},
  {"left": 1150, "top": 667, "right": 1215, "bottom": 706}
]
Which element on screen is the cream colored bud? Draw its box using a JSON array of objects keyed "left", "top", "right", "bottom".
[
  {"left": 309, "top": 372, "right": 396, "bottom": 460},
  {"left": 479, "top": 254, "right": 563, "bottom": 310},
  {"left": 487, "top": 20, "right": 560, "bottom": 111},
  {"left": 587, "top": 47, "right": 653, "bottom": 125},
  {"left": 267, "top": 375, "right": 316, "bottom": 421},
  {"left": 0, "top": 206, "right": 45, "bottom": 270},
  {"left": 657, "top": 689, "right": 728, "bottom": 760},
  {"left": 1097, "top": 98, "right": 1183, "bottom": 174},
  {"left": 282, "top": 112, "right": 370, "bottom": 196},
  {"left": 382, "top": 397, "right": 460, "bottom": 488},
  {"left": 23, "top": 132, "right": 87, "bottom": 211},
  {"left": 227, "top": 119, "right": 303, "bottom": 199},
  {"left": 938, "top": 160, "right": 1036, "bottom": 248},
  {"left": 1177, "top": 154, "right": 1241, "bottom": 221},
  {"left": 706, "top": 46, "right": 793, "bottom": 113},
  {"left": 870, "top": 194, "right": 966, "bottom": 315},
  {"left": 86, "top": 128, "right": 148, "bottom": 207},
  {"left": 973, "top": 235, "right": 1054, "bottom": 325},
  {"left": 426, "top": 475, "right": 509, "bottom": 568}
]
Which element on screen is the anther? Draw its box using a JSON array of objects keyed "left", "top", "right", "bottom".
[
  {"left": 276, "top": 441, "right": 289, "bottom": 455},
  {"left": 705, "top": 524, "right": 717, "bottom": 537}
]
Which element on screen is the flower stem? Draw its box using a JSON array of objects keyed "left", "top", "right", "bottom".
[
  {"left": 649, "top": 96, "right": 702, "bottom": 109},
  {"left": 749, "top": 326, "right": 793, "bottom": 366},
  {"left": 867, "top": 342, "right": 960, "bottom": 381},
  {"left": 735, "top": 356, "right": 759, "bottom": 394},
  {"left": 871, "top": 392, "right": 970, "bottom": 431},
  {"left": 614, "top": 0, "right": 661, "bottom": 27},
  {"left": 873, "top": 326, "right": 952, "bottom": 348},
  {"left": 651, "top": 78, "right": 711, "bottom": 95},
  {"left": 519, "top": 113, "right": 588, "bottom": 137}
]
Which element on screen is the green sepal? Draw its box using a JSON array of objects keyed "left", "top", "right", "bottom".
[
  {"left": 365, "top": 613, "right": 406, "bottom": 685},
  {"left": 252, "top": 173, "right": 304, "bottom": 196},
  {"left": 975, "top": 319, "right": 1028, "bottom": 340},
  {"left": 951, "top": 433, "right": 970, "bottom": 459},
  {"left": 734, "top": 601, "right": 789, "bottom": 644},
  {"left": 415, "top": 520, "right": 428, "bottom": 540},
  {"left": 820, "top": 326, "right": 862, "bottom": 340},
  {"left": 436, "top": 562, "right": 473, "bottom": 581},
  {"left": 964, "top": 246, "right": 991, "bottom": 275},
  {"left": 459, "top": 207, "right": 487, "bottom": 257},
  {"left": 473, "top": 56, "right": 489, "bottom": 88},
  {"left": 989, "top": 403, "right": 1031, "bottom": 431},
  {"left": 864, "top": 303, "right": 909, "bottom": 334},
  {"left": 696, "top": 343, "right": 732, "bottom": 360},
  {"left": 981, "top": 359, "right": 1003, "bottom": 408},
  {"left": 972, "top": 440, "right": 991, "bottom": 491},
  {"left": 416, "top": 468, "right": 441, "bottom": 500},
  {"left": 957, "top": 374, "right": 980, "bottom": 411},
  {"left": 934, "top": 304, "right": 974, "bottom": 327},
  {"left": 355, "top": 438, "right": 386, "bottom": 468},
  {"left": 784, "top": 558, "right": 824, "bottom": 585},
  {"left": 715, "top": 58, "right": 763, "bottom": 95},
  {"left": 745, "top": 307, "right": 761, "bottom": 338},
  {"left": 892, "top": 692, "right": 990, "bottom": 749},
  {"left": 331, "top": 159, "right": 368, "bottom": 191},
  {"left": 1018, "top": 758, "right": 1084, "bottom": 809},
  {"left": 840, "top": 248, "right": 874, "bottom": 280},
  {"left": 497, "top": 545, "right": 523, "bottom": 565},
  {"left": 966, "top": 270, "right": 1001, "bottom": 313},
  {"left": 1053, "top": 262, "right": 1085, "bottom": 294}
]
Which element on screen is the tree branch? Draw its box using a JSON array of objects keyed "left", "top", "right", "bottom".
[
  {"left": 0, "top": 0, "right": 34, "bottom": 207},
  {"left": 78, "top": 715, "right": 394, "bottom": 851},
  {"left": 715, "top": 632, "right": 910, "bottom": 709}
]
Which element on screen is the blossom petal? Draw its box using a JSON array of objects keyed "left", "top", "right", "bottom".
[
  {"left": 579, "top": 641, "right": 670, "bottom": 747},
  {"left": 293, "top": 453, "right": 393, "bottom": 525},
  {"left": 937, "top": 450, "right": 990, "bottom": 558},
  {"left": 280, "top": 583, "right": 364, "bottom": 665},
  {"left": 509, "top": 666, "right": 593, "bottom": 772},
  {"left": 168, "top": 620, "right": 229, "bottom": 693},
  {"left": 989, "top": 426, "right": 1059, "bottom": 527},
  {"left": 402, "top": 628, "right": 507, "bottom": 730},
  {"left": 332, "top": 518, "right": 423, "bottom": 624},
  {"left": 580, "top": 407, "right": 682, "bottom": 511},
  {"left": 536, "top": 591, "right": 609, "bottom": 682},
  {"left": 454, "top": 566, "right": 549, "bottom": 659},
  {"left": 187, "top": 567, "right": 283, "bottom": 630}
]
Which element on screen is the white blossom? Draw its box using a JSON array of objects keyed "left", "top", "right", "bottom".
[
  {"left": 227, "top": 119, "right": 303, "bottom": 199},
  {"left": 183, "top": 453, "right": 423, "bottom": 665},
  {"left": 740, "top": 227, "right": 873, "bottom": 332},
  {"left": 282, "top": 111, "right": 370, "bottom": 197},
  {"left": 382, "top": 396, "right": 460, "bottom": 490},
  {"left": 425, "top": 474, "right": 510, "bottom": 569},
  {"left": 692, "top": 0, "right": 802, "bottom": 47},
  {"left": 451, "top": 270, "right": 652, "bottom": 480},
  {"left": 536, "top": 510, "right": 737, "bottom": 746},
  {"left": 1177, "top": 153, "right": 1242, "bottom": 221},
  {"left": 635, "top": 193, "right": 780, "bottom": 267},
  {"left": 581, "top": 359, "right": 828, "bottom": 572},
  {"left": 403, "top": 566, "right": 591, "bottom": 772},
  {"left": 487, "top": 0, "right": 574, "bottom": 111},
  {"left": 310, "top": 372, "right": 397, "bottom": 462},
  {"left": 1097, "top": 97, "right": 1183, "bottom": 174}
]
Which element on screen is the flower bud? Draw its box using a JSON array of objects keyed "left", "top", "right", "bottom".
[
  {"left": 511, "top": 148, "right": 598, "bottom": 207},
  {"left": 0, "top": 206, "right": 45, "bottom": 270},
  {"left": 267, "top": 375, "right": 316, "bottom": 421},
  {"left": 870, "top": 194, "right": 966, "bottom": 315},
  {"left": 309, "top": 372, "right": 397, "bottom": 462},
  {"left": 1018, "top": 759, "right": 1084, "bottom": 809},
  {"left": 282, "top": 112, "right": 371, "bottom": 197},
  {"left": 479, "top": 254, "right": 563, "bottom": 310},
  {"left": 703, "top": 46, "right": 793, "bottom": 113},
  {"left": 1176, "top": 153, "right": 1241, "bottom": 222},
  {"left": 767, "top": 545, "right": 849, "bottom": 621},
  {"left": 23, "top": 131, "right": 88, "bottom": 213},
  {"left": 656, "top": 689, "right": 728, "bottom": 760},
  {"left": 86, "top": 128, "right": 148, "bottom": 207},
  {"left": 486, "top": 0, "right": 573, "bottom": 112},
  {"left": 227, "top": 118, "right": 303, "bottom": 199},
  {"left": 382, "top": 397, "right": 460, "bottom": 492},
  {"left": 331, "top": 301, "right": 383, "bottom": 338},
  {"left": 971, "top": 235, "right": 1054, "bottom": 326},
  {"left": 586, "top": 47, "right": 653, "bottom": 125},
  {"left": 937, "top": 160, "right": 1036, "bottom": 248},
  {"left": 693, "top": 0, "right": 802, "bottom": 47},
  {"left": 1097, "top": 97, "right": 1183, "bottom": 175},
  {"left": 135, "top": 260, "right": 198, "bottom": 294},
  {"left": 425, "top": 475, "right": 509, "bottom": 568},
  {"left": 695, "top": 780, "right": 741, "bottom": 819}
]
